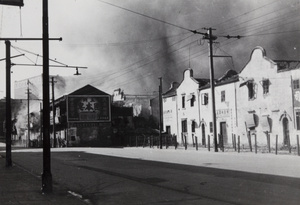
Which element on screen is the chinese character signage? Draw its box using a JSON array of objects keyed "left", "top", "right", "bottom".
[
  {"left": 67, "top": 96, "right": 111, "bottom": 122},
  {"left": 216, "top": 109, "right": 230, "bottom": 118},
  {"left": 0, "top": 0, "right": 24, "bottom": 6}
]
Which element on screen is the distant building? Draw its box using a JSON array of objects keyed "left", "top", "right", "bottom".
[
  {"left": 53, "top": 84, "right": 112, "bottom": 147},
  {"left": 112, "top": 88, "right": 158, "bottom": 128}
]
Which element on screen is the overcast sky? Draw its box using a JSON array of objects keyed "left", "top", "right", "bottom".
[{"left": 0, "top": 0, "right": 299, "bottom": 98}]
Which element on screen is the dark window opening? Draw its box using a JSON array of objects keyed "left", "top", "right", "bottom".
[
  {"left": 262, "top": 79, "right": 270, "bottom": 95},
  {"left": 296, "top": 111, "right": 300, "bottom": 130},
  {"left": 202, "top": 93, "right": 208, "bottom": 105},
  {"left": 191, "top": 121, "right": 196, "bottom": 132},
  {"left": 293, "top": 79, "right": 300, "bottom": 89},
  {"left": 209, "top": 122, "right": 213, "bottom": 133},
  {"left": 190, "top": 95, "right": 195, "bottom": 107},
  {"left": 221, "top": 90, "right": 225, "bottom": 102},
  {"left": 247, "top": 81, "right": 255, "bottom": 100}
]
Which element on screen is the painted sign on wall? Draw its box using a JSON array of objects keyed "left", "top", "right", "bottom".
[{"left": 67, "top": 95, "right": 111, "bottom": 122}]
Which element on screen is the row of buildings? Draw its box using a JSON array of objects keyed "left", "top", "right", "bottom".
[
  {"left": 1, "top": 46, "right": 300, "bottom": 148},
  {"left": 163, "top": 46, "right": 300, "bottom": 147},
  {"left": 1, "top": 76, "right": 159, "bottom": 147}
]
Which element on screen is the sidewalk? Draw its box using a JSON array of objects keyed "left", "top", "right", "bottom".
[{"left": 0, "top": 155, "right": 87, "bottom": 205}]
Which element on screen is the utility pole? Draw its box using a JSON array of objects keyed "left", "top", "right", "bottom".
[
  {"left": 5, "top": 40, "right": 12, "bottom": 167},
  {"left": 208, "top": 28, "right": 218, "bottom": 152},
  {"left": 27, "top": 80, "right": 31, "bottom": 148},
  {"left": 51, "top": 77, "right": 56, "bottom": 148},
  {"left": 42, "top": 0, "right": 52, "bottom": 193},
  {"left": 159, "top": 77, "right": 163, "bottom": 149}
]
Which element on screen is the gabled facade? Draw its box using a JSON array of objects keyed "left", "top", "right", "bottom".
[
  {"left": 237, "top": 47, "right": 300, "bottom": 146},
  {"left": 176, "top": 69, "right": 209, "bottom": 145},
  {"left": 54, "top": 84, "right": 112, "bottom": 147}
]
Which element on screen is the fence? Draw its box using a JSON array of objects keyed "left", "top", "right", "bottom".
[{"left": 127, "top": 133, "right": 300, "bottom": 157}]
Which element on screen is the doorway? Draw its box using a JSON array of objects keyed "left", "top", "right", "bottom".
[
  {"left": 220, "top": 122, "right": 228, "bottom": 145},
  {"left": 282, "top": 117, "right": 289, "bottom": 145},
  {"left": 201, "top": 124, "right": 206, "bottom": 146}
]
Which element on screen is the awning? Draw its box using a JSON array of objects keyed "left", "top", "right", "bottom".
[
  {"left": 261, "top": 116, "right": 271, "bottom": 132},
  {"left": 245, "top": 114, "right": 256, "bottom": 128},
  {"left": 239, "top": 78, "right": 254, "bottom": 87}
]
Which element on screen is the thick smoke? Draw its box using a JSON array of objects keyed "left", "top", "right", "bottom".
[{"left": 58, "top": 0, "right": 299, "bottom": 95}]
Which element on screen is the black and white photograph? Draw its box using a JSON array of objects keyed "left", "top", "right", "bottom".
[{"left": 0, "top": 0, "right": 300, "bottom": 204}]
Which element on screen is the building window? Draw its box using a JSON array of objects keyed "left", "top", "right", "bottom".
[
  {"left": 191, "top": 121, "right": 196, "bottom": 132},
  {"left": 221, "top": 90, "right": 225, "bottom": 102},
  {"left": 201, "top": 93, "right": 208, "bottom": 105},
  {"left": 262, "top": 79, "right": 270, "bottom": 95},
  {"left": 247, "top": 81, "right": 255, "bottom": 100},
  {"left": 190, "top": 95, "right": 195, "bottom": 107},
  {"left": 182, "top": 95, "right": 185, "bottom": 108},
  {"left": 209, "top": 122, "right": 213, "bottom": 133},
  {"left": 293, "top": 79, "right": 300, "bottom": 89},
  {"left": 296, "top": 111, "right": 300, "bottom": 130}
]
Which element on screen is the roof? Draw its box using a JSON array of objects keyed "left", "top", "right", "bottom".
[
  {"left": 199, "top": 70, "right": 239, "bottom": 90},
  {"left": 194, "top": 78, "right": 210, "bottom": 87},
  {"left": 163, "top": 82, "right": 179, "bottom": 98},
  {"left": 68, "top": 84, "right": 110, "bottom": 96},
  {"left": 275, "top": 60, "right": 300, "bottom": 72}
]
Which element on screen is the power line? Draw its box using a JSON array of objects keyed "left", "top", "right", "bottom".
[
  {"left": 243, "top": 29, "right": 300, "bottom": 37},
  {"left": 96, "top": 0, "right": 197, "bottom": 33},
  {"left": 219, "top": 1, "right": 299, "bottom": 35},
  {"left": 89, "top": 33, "right": 195, "bottom": 84},
  {"left": 212, "top": 0, "right": 281, "bottom": 28},
  {"left": 62, "top": 32, "right": 190, "bottom": 47}
]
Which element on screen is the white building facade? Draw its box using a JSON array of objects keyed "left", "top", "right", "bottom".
[
  {"left": 162, "top": 82, "right": 179, "bottom": 136},
  {"left": 174, "top": 69, "right": 209, "bottom": 145},
  {"left": 162, "top": 46, "right": 300, "bottom": 148},
  {"left": 199, "top": 71, "right": 239, "bottom": 147},
  {"left": 237, "top": 47, "right": 300, "bottom": 146}
]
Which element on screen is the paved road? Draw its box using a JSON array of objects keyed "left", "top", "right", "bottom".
[{"left": 11, "top": 150, "right": 300, "bottom": 205}]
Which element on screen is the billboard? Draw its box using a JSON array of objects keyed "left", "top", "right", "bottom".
[
  {"left": 0, "top": 0, "right": 24, "bottom": 6},
  {"left": 67, "top": 95, "right": 111, "bottom": 122}
]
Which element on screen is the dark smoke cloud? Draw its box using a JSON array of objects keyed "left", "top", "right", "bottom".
[{"left": 53, "top": 0, "right": 299, "bottom": 96}]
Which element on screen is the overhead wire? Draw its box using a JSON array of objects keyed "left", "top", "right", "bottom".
[
  {"left": 94, "top": 0, "right": 298, "bottom": 89},
  {"left": 88, "top": 33, "right": 195, "bottom": 84},
  {"left": 62, "top": 32, "right": 190, "bottom": 47},
  {"left": 96, "top": 0, "right": 195, "bottom": 33},
  {"left": 219, "top": 1, "right": 299, "bottom": 35}
]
